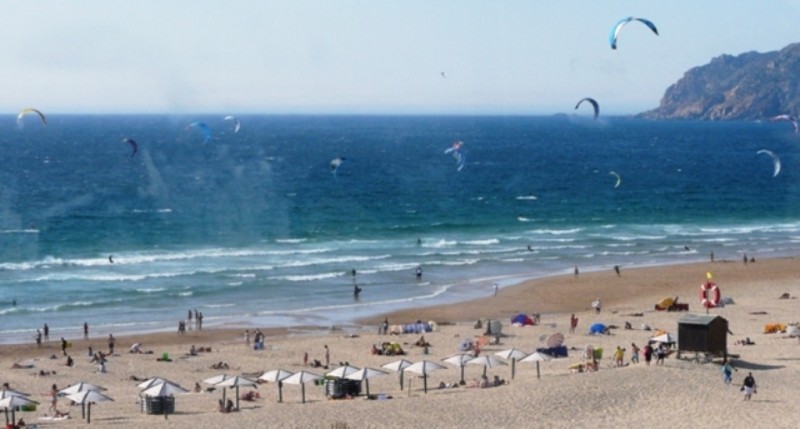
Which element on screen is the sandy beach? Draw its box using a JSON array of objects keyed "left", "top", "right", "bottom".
[{"left": 3, "top": 257, "right": 800, "bottom": 428}]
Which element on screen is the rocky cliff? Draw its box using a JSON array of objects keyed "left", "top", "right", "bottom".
[{"left": 639, "top": 43, "right": 800, "bottom": 120}]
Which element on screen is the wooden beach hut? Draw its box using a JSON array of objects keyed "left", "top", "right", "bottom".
[{"left": 677, "top": 314, "right": 728, "bottom": 357}]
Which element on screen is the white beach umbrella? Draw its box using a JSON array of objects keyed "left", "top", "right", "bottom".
[
  {"left": 443, "top": 353, "right": 474, "bottom": 385},
  {"left": 466, "top": 355, "right": 507, "bottom": 377},
  {"left": 66, "top": 390, "right": 113, "bottom": 424},
  {"left": 282, "top": 371, "right": 321, "bottom": 403},
  {"left": 136, "top": 377, "right": 172, "bottom": 390},
  {"left": 521, "top": 351, "right": 552, "bottom": 379},
  {"left": 325, "top": 364, "right": 360, "bottom": 379},
  {"left": 495, "top": 348, "right": 529, "bottom": 380},
  {"left": 259, "top": 370, "right": 293, "bottom": 403},
  {"left": 214, "top": 376, "right": 257, "bottom": 411},
  {"left": 381, "top": 359, "right": 414, "bottom": 390},
  {"left": 405, "top": 360, "right": 447, "bottom": 394},
  {"left": 0, "top": 395, "right": 37, "bottom": 425},
  {"left": 202, "top": 374, "right": 231, "bottom": 403},
  {"left": 344, "top": 367, "right": 388, "bottom": 397},
  {"left": 60, "top": 382, "right": 107, "bottom": 419},
  {"left": 649, "top": 332, "right": 677, "bottom": 344}
]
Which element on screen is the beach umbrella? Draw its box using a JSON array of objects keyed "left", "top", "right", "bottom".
[
  {"left": 0, "top": 395, "right": 37, "bottom": 425},
  {"left": 214, "top": 376, "right": 257, "bottom": 411},
  {"left": 136, "top": 377, "right": 172, "bottom": 390},
  {"left": 66, "top": 390, "right": 113, "bottom": 424},
  {"left": 442, "top": 354, "right": 473, "bottom": 385},
  {"left": 546, "top": 333, "right": 565, "bottom": 348},
  {"left": 325, "top": 364, "right": 360, "bottom": 379},
  {"left": 466, "top": 355, "right": 506, "bottom": 377},
  {"left": 521, "top": 351, "right": 552, "bottom": 379},
  {"left": 405, "top": 360, "right": 447, "bottom": 394},
  {"left": 0, "top": 390, "right": 29, "bottom": 424},
  {"left": 381, "top": 359, "right": 414, "bottom": 391},
  {"left": 60, "top": 382, "right": 107, "bottom": 419},
  {"left": 495, "top": 348, "right": 529, "bottom": 380},
  {"left": 141, "top": 381, "right": 189, "bottom": 420},
  {"left": 203, "top": 374, "right": 231, "bottom": 404},
  {"left": 259, "top": 370, "right": 293, "bottom": 403},
  {"left": 649, "top": 332, "right": 677, "bottom": 345},
  {"left": 344, "top": 367, "right": 388, "bottom": 397},
  {"left": 282, "top": 371, "right": 321, "bottom": 404}
]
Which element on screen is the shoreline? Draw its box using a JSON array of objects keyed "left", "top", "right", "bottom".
[
  {"left": 2, "top": 256, "right": 800, "bottom": 428},
  {"left": 4, "top": 256, "right": 794, "bottom": 352}
]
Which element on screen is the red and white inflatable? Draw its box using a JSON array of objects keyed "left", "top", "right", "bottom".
[{"left": 700, "top": 281, "right": 721, "bottom": 308}]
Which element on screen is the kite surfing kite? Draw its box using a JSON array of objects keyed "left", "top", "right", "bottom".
[
  {"left": 444, "top": 141, "right": 466, "bottom": 171},
  {"left": 186, "top": 122, "right": 211, "bottom": 144},
  {"left": 122, "top": 138, "right": 138, "bottom": 158},
  {"left": 609, "top": 17, "right": 658, "bottom": 50},
  {"left": 223, "top": 115, "right": 241, "bottom": 133},
  {"left": 770, "top": 114, "right": 799, "bottom": 134},
  {"left": 330, "top": 157, "right": 346, "bottom": 175},
  {"left": 609, "top": 171, "right": 621, "bottom": 188},
  {"left": 756, "top": 149, "right": 781, "bottom": 177},
  {"left": 575, "top": 97, "right": 599, "bottom": 120},
  {"left": 17, "top": 108, "right": 47, "bottom": 126}
]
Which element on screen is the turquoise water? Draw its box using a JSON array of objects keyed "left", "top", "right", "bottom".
[{"left": 0, "top": 115, "right": 798, "bottom": 343}]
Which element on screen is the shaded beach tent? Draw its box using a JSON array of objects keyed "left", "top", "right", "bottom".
[
  {"left": 466, "top": 355, "right": 507, "bottom": 378},
  {"left": 443, "top": 354, "right": 474, "bottom": 385},
  {"left": 215, "top": 376, "right": 257, "bottom": 411},
  {"left": 259, "top": 369, "right": 293, "bottom": 403},
  {"left": 345, "top": 367, "right": 389, "bottom": 397},
  {"left": 140, "top": 381, "right": 189, "bottom": 420},
  {"left": 546, "top": 333, "right": 565, "bottom": 348},
  {"left": 589, "top": 323, "right": 607, "bottom": 335},
  {"left": 282, "top": 371, "right": 321, "bottom": 404},
  {"left": 325, "top": 364, "right": 361, "bottom": 379},
  {"left": 495, "top": 348, "right": 529, "bottom": 380},
  {"left": 60, "top": 382, "right": 107, "bottom": 419},
  {"left": 66, "top": 390, "right": 113, "bottom": 424},
  {"left": 381, "top": 359, "right": 414, "bottom": 390},
  {"left": 511, "top": 314, "right": 534, "bottom": 326},
  {"left": 521, "top": 351, "right": 552, "bottom": 380},
  {"left": 0, "top": 394, "right": 37, "bottom": 426},
  {"left": 405, "top": 360, "right": 447, "bottom": 394}
]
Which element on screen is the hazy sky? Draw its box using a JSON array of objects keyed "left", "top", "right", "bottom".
[{"left": 2, "top": 1, "right": 799, "bottom": 115}]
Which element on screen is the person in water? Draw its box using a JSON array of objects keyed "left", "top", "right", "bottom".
[
  {"left": 108, "top": 255, "right": 114, "bottom": 264},
  {"left": 353, "top": 285, "right": 362, "bottom": 298}
]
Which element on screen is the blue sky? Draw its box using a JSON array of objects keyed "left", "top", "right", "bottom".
[{"left": 2, "top": 1, "right": 799, "bottom": 115}]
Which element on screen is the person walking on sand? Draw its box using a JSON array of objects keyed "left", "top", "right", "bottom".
[
  {"left": 83, "top": 322, "right": 89, "bottom": 339},
  {"left": 245, "top": 330, "right": 250, "bottom": 348},
  {"left": 710, "top": 251, "right": 715, "bottom": 262},
  {"left": 743, "top": 253, "right": 748, "bottom": 265},
  {"left": 722, "top": 359, "right": 734, "bottom": 385},
  {"left": 44, "top": 323, "right": 49, "bottom": 341},
  {"left": 613, "top": 265, "right": 621, "bottom": 276},
  {"left": 61, "top": 337, "right": 68, "bottom": 356},
  {"left": 630, "top": 343, "right": 640, "bottom": 364},
  {"left": 108, "top": 334, "right": 115, "bottom": 355},
  {"left": 742, "top": 372, "right": 756, "bottom": 400},
  {"left": 592, "top": 299, "right": 601, "bottom": 314},
  {"left": 324, "top": 345, "right": 330, "bottom": 367},
  {"left": 492, "top": 283, "right": 498, "bottom": 296},
  {"left": 569, "top": 314, "right": 578, "bottom": 334},
  {"left": 574, "top": 265, "right": 579, "bottom": 277}
]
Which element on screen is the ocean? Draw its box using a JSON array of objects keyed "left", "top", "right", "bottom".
[{"left": 1, "top": 115, "right": 799, "bottom": 344}]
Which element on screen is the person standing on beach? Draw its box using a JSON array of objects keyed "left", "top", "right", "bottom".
[
  {"left": 643, "top": 344, "right": 653, "bottom": 366},
  {"left": 574, "top": 265, "right": 579, "bottom": 277},
  {"left": 569, "top": 314, "right": 578, "bottom": 334},
  {"left": 710, "top": 251, "right": 715, "bottom": 262},
  {"left": 61, "top": 337, "right": 68, "bottom": 356},
  {"left": 324, "top": 345, "right": 330, "bottom": 367},
  {"left": 630, "top": 343, "right": 640, "bottom": 364},
  {"left": 743, "top": 253, "right": 748, "bottom": 265},
  {"left": 492, "top": 283, "right": 498, "bottom": 296},
  {"left": 613, "top": 265, "right": 621, "bottom": 276},
  {"left": 187, "top": 310, "right": 193, "bottom": 329},
  {"left": 44, "top": 323, "right": 49, "bottom": 341},
  {"left": 245, "top": 330, "right": 250, "bottom": 348},
  {"left": 592, "top": 299, "right": 601, "bottom": 314},
  {"left": 48, "top": 384, "right": 58, "bottom": 414},
  {"left": 83, "top": 322, "right": 89, "bottom": 339},
  {"left": 35, "top": 329, "right": 42, "bottom": 347},
  {"left": 108, "top": 334, "right": 115, "bottom": 355},
  {"left": 742, "top": 372, "right": 756, "bottom": 400}
]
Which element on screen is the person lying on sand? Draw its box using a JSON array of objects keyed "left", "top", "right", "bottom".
[
  {"left": 11, "top": 362, "right": 34, "bottom": 369},
  {"left": 210, "top": 362, "right": 230, "bottom": 370},
  {"left": 240, "top": 390, "right": 260, "bottom": 401}
]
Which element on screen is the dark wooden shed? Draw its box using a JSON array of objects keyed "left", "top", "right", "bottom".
[{"left": 677, "top": 314, "right": 728, "bottom": 356}]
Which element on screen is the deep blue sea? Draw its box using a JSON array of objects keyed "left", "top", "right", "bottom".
[{"left": 1, "top": 115, "right": 799, "bottom": 344}]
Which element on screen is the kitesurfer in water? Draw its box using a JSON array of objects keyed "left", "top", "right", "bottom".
[{"left": 353, "top": 284, "right": 362, "bottom": 299}]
